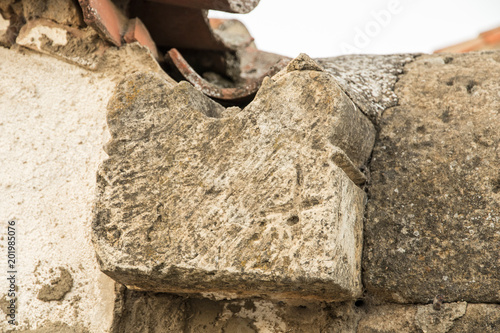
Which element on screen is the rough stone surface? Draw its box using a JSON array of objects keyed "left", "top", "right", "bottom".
[
  {"left": 358, "top": 302, "right": 498, "bottom": 333},
  {"left": 317, "top": 54, "right": 417, "bottom": 124},
  {"left": 4, "top": 17, "right": 500, "bottom": 330},
  {"left": 37, "top": 267, "right": 74, "bottom": 302},
  {"left": 415, "top": 302, "right": 467, "bottom": 333},
  {"left": 0, "top": 0, "right": 84, "bottom": 48},
  {"left": 17, "top": 19, "right": 109, "bottom": 70},
  {"left": 364, "top": 52, "right": 500, "bottom": 303},
  {"left": 15, "top": 19, "right": 172, "bottom": 75},
  {"left": 93, "top": 66, "right": 375, "bottom": 301},
  {"left": 111, "top": 288, "right": 361, "bottom": 333},
  {"left": 110, "top": 288, "right": 186, "bottom": 333},
  {"left": 286, "top": 53, "right": 324, "bottom": 73},
  {"left": 0, "top": 13, "right": 8, "bottom": 45},
  {"left": 18, "top": 322, "right": 90, "bottom": 333},
  {"left": 112, "top": 293, "right": 499, "bottom": 333},
  {"left": 357, "top": 304, "right": 419, "bottom": 333},
  {"left": 22, "top": 0, "right": 84, "bottom": 27},
  {"left": 0, "top": 1, "right": 23, "bottom": 47},
  {"left": 449, "top": 303, "right": 500, "bottom": 333}
]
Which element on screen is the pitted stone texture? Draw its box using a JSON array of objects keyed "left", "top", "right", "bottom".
[
  {"left": 317, "top": 54, "right": 417, "bottom": 124},
  {"left": 93, "top": 68, "right": 375, "bottom": 301},
  {"left": 17, "top": 19, "right": 108, "bottom": 69},
  {"left": 364, "top": 52, "right": 500, "bottom": 303},
  {"left": 415, "top": 302, "right": 467, "bottom": 333},
  {"left": 357, "top": 305, "right": 418, "bottom": 333},
  {"left": 358, "top": 302, "right": 499, "bottom": 333},
  {"left": 286, "top": 53, "right": 324, "bottom": 73},
  {"left": 449, "top": 304, "right": 500, "bottom": 333},
  {"left": 111, "top": 289, "right": 361, "bottom": 333},
  {"left": 111, "top": 292, "right": 499, "bottom": 332},
  {"left": 22, "top": 0, "right": 84, "bottom": 27}
]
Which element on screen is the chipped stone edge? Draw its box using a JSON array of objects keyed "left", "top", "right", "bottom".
[{"left": 330, "top": 146, "right": 367, "bottom": 186}]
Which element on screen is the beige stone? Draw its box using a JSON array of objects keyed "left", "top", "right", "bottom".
[
  {"left": 6, "top": 16, "right": 500, "bottom": 330},
  {"left": 16, "top": 19, "right": 108, "bottom": 70},
  {"left": 111, "top": 288, "right": 360, "bottom": 333},
  {"left": 22, "top": 0, "right": 84, "bottom": 27},
  {"left": 357, "top": 304, "right": 418, "bottom": 333},
  {"left": 16, "top": 19, "right": 170, "bottom": 74},
  {"left": 93, "top": 64, "right": 375, "bottom": 302},
  {"left": 415, "top": 302, "right": 467, "bottom": 333},
  {"left": 358, "top": 302, "right": 499, "bottom": 333},
  {"left": 449, "top": 303, "right": 500, "bottom": 333}
]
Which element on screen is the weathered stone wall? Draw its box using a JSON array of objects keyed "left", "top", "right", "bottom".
[
  {"left": 101, "top": 52, "right": 500, "bottom": 333},
  {"left": 1, "top": 4, "right": 499, "bottom": 330}
]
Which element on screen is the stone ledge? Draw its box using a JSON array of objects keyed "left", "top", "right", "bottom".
[{"left": 93, "top": 65, "right": 375, "bottom": 301}]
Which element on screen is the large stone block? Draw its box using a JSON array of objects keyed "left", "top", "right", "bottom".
[
  {"left": 93, "top": 63, "right": 375, "bottom": 301},
  {"left": 364, "top": 53, "right": 500, "bottom": 303}
]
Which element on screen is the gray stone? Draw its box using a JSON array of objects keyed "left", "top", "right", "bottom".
[
  {"left": 364, "top": 52, "right": 500, "bottom": 303},
  {"left": 317, "top": 54, "right": 417, "bottom": 124},
  {"left": 93, "top": 65, "right": 375, "bottom": 301}
]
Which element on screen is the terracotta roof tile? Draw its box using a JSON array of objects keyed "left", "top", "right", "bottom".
[
  {"left": 480, "top": 26, "right": 500, "bottom": 44},
  {"left": 435, "top": 25, "right": 500, "bottom": 53}
]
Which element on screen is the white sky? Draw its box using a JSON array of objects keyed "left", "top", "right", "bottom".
[{"left": 209, "top": 0, "right": 500, "bottom": 58}]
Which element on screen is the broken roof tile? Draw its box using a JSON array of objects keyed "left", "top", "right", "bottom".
[{"left": 435, "top": 25, "right": 500, "bottom": 53}]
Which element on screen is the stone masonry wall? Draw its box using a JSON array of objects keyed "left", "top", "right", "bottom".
[
  {"left": 103, "top": 52, "right": 500, "bottom": 333},
  {"left": 0, "top": 5, "right": 499, "bottom": 331}
]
